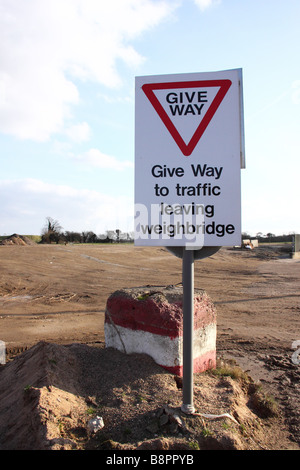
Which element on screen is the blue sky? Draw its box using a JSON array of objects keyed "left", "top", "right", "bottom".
[{"left": 0, "top": 0, "right": 299, "bottom": 237}]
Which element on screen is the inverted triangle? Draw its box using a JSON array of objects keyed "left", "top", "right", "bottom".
[{"left": 142, "top": 79, "right": 232, "bottom": 156}]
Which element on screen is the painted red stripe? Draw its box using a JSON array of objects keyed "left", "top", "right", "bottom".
[
  {"left": 159, "top": 350, "right": 216, "bottom": 377},
  {"left": 106, "top": 296, "right": 182, "bottom": 337},
  {"left": 106, "top": 295, "right": 215, "bottom": 338}
]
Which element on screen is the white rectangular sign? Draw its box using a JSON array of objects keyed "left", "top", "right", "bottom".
[{"left": 134, "top": 69, "right": 245, "bottom": 247}]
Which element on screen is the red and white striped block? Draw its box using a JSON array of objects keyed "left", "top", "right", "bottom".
[{"left": 105, "top": 286, "right": 216, "bottom": 376}]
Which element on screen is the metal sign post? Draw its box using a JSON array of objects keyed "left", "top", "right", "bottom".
[
  {"left": 181, "top": 248, "right": 195, "bottom": 414},
  {"left": 168, "top": 246, "right": 221, "bottom": 413}
]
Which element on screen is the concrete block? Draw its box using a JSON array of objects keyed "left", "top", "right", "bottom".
[
  {"left": 294, "top": 234, "right": 300, "bottom": 253},
  {"left": 0, "top": 341, "right": 5, "bottom": 365},
  {"left": 104, "top": 285, "right": 216, "bottom": 376}
]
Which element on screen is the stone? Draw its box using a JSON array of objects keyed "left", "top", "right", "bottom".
[
  {"left": 87, "top": 416, "right": 104, "bottom": 436},
  {"left": 105, "top": 285, "right": 216, "bottom": 376}
]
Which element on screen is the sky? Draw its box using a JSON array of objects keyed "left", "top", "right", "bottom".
[{"left": 0, "top": 0, "right": 299, "bottom": 237}]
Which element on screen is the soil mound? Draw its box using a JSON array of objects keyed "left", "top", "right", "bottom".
[
  {"left": 0, "top": 341, "right": 294, "bottom": 450},
  {"left": 0, "top": 234, "right": 36, "bottom": 246}
]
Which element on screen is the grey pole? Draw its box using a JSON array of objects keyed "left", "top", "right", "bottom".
[{"left": 181, "top": 248, "right": 195, "bottom": 414}]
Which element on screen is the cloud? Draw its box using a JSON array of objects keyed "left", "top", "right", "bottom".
[
  {"left": 0, "top": 178, "right": 133, "bottom": 234},
  {"left": 74, "top": 148, "right": 133, "bottom": 170},
  {"left": 193, "top": 0, "right": 221, "bottom": 11},
  {"left": 0, "top": 0, "right": 175, "bottom": 141},
  {"left": 64, "top": 122, "right": 91, "bottom": 143}
]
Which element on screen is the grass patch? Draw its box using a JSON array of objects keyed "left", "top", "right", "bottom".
[{"left": 209, "top": 363, "right": 249, "bottom": 382}]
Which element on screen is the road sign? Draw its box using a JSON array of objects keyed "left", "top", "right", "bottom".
[
  {"left": 134, "top": 69, "right": 245, "bottom": 248},
  {"left": 134, "top": 69, "right": 246, "bottom": 414},
  {"left": 142, "top": 79, "right": 232, "bottom": 156}
]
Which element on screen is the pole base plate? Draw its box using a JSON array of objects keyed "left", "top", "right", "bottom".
[{"left": 181, "top": 404, "right": 195, "bottom": 415}]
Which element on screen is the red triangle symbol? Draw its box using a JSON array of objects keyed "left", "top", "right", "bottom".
[{"left": 142, "top": 79, "right": 232, "bottom": 156}]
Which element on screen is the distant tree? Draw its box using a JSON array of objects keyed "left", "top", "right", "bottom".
[
  {"left": 265, "top": 233, "right": 275, "bottom": 241},
  {"left": 105, "top": 230, "right": 116, "bottom": 242},
  {"left": 64, "top": 230, "right": 81, "bottom": 243},
  {"left": 241, "top": 231, "right": 251, "bottom": 240},
  {"left": 81, "top": 231, "right": 98, "bottom": 243},
  {"left": 41, "top": 217, "right": 63, "bottom": 244}
]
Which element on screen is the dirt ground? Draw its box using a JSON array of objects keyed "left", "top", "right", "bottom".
[{"left": 0, "top": 242, "right": 299, "bottom": 450}]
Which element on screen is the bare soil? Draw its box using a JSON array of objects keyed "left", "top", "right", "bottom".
[{"left": 0, "top": 242, "right": 299, "bottom": 450}]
